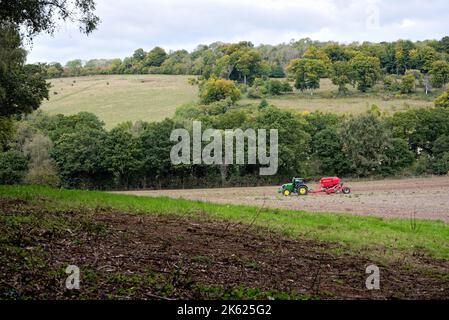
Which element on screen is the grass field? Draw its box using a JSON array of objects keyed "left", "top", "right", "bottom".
[
  {"left": 42, "top": 75, "right": 198, "bottom": 129},
  {"left": 42, "top": 75, "right": 436, "bottom": 128},
  {"left": 2, "top": 185, "right": 448, "bottom": 260},
  {"left": 243, "top": 78, "right": 436, "bottom": 115},
  {"left": 1, "top": 185, "right": 448, "bottom": 299}
]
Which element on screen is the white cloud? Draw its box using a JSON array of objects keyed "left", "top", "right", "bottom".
[{"left": 26, "top": 0, "right": 449, "bottom": 64}]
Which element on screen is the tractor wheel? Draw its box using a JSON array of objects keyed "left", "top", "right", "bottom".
[
  {"left": 342, "top": 187, "right": 351, "bottom": 194},
  {"left": 298, "top": 186, "right": 308, "bottom": 196},
  {"left": 283, "top": 189, "right": 291, "bottom": 196}
]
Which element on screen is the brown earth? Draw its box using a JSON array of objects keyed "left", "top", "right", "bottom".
[
  {"left": 117, "top": 176, "right": 449, "bottom": 223},
  {"left": 1, "top": 199, "right": 448, "bottom": 300}
]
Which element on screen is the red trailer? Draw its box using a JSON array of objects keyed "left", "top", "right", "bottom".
[{"left": 309, "top": 177, "right": 351, "bottom": 195}]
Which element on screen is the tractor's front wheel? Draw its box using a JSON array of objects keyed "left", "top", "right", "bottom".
[
  {"left": 342, "top": 187, "right": 351, "bottom": 194},
  {"left": 283, "top": 189, "right": 291, "bottom": 196},
  {"left": 298, "top": 186, "right": 308, "bottom": 196}
]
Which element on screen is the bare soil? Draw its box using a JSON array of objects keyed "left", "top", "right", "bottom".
[
  {"left": 1, "top": 199, "right": 448, "bottom": 300},
  {"left": 118, "top": 176, "right": 449, "bottom": 223}
]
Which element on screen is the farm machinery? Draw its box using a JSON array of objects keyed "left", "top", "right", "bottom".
[{"left": 278, "top": 177, "right": 351, "bottom": 196}]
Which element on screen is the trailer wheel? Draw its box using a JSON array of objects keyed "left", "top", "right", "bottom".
[
  {"left": 283, "top": 189, "right": 291, "bottom": 196},
  {"left": 342, "top": 187, "right": 351, "bottom": 194},
  {"left": 298, "top": 186, "right": 308, "bottom": 196}
]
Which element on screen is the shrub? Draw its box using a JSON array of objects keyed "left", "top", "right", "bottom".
[
  {"left": 383, "top": 75, "right": 401, "bottom": 92},
  {"left": 400, "top": 73, "right": 416, "bottom": 94},
  {"left": 269, "top": 79, "right": 284, "bottom": 95},
  {"left": 199, "top": 78, "right": 241, "bottom": 104},
  {"left": 281, "top": 80, "right": 293, "bottom": 93},
  {"left": 434, "top": 89, "right": 449, "bottom": 108},
  {"left": 432, "top": 152, "right": 449, "bottom": 175}
]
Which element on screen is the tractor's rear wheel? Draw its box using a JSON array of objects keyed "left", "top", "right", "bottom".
[
  {"left": 298, "top": 186, "right": 308, "bottom": 196},
  {"left": 283, "top": 189, "right": 291, "bottom": 196},
  {"left": 342, "top": 187, "right": 351, "bottom": 194}
]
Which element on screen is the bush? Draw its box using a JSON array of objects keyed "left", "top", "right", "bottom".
[
  {"left": 383, "top": 75, "right": 401, "bottom": 92},
  {"left": 400, "top": 73, "right": 416, "bottom": 94},
  {"left": 434, "top": 89, "right": 449, "bottom": 108},
  {"left": 281, "top": 80, "right": 293, "bottom": 93},
  {"left": 199, "top": 78, "right": 241, "bottom": 104},
  {"left": 269, "top": 79, "right": 284, "bottom": 95},
  {"left": 0, "top": 150, "right": 28, "bottom": 184},
  {"left": 247, "top": 87, "right": 263, "bottom": 99},
  {"left": 432, "top": 152, "right": 449, "bottom": 175}
]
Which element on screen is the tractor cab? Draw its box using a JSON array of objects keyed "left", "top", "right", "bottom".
[{"left": 292, "top": 177, "right": 305, "bottom": 188}]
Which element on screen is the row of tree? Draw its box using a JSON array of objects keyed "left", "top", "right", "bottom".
[
  {"left": 42, "top": 37, "right": 449, "bottom": 81},
  {"left": 1, "top": 98, "right": 449, "bottom": 189}
]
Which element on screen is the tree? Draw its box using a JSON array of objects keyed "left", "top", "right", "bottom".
[
  {"left": 199, "top": 78, "right": 241, "bottom": 104},
  {"left": 144, "top": 47, "right": 167, "bottom": 67},
  {"left": 46, "top": 62, "right": 64, "bottom": 78},
  {"left": 434, "top": 89, "right": 449, "bottom": 108},
  {"left": 394, "top": 40, "right": 415, "bottom": 75},
  {"left": 23, "top": 133, "right": 59, "bottom": 186},
  {"left": 0, "top": 25, "right": 49, "bottom": 117},
  {"left": 256, "top": 107, "right": 310, "bottom": 177},
  {"left": 213, "top": 42, "right": 264, "bottom": 84},
  {"left": 341, "top": 112, "right": 403, "bottom": 176},
  {"left": 400, "top": 71, "right": 416, "bottom": 94},
  {"left": 1, "top": 1, "right": 98, "bottom": 118},
  {"left": 132, "top": 48, "right": 146, "bottom": 61},
  {"left": 110, "top": 58, "right": 122, "bottom": 73},
  {"left": 51, "top": 127, "right": 110, "bottom": 188},
  {"left": 103, "top": 127, "right": 144, "bottom": 188},
  {"left": 0, "top": 0, "right": 99, "bottom": 37},
  {"left": 350, "top": 55, "right": 381, "bottom": 92},
  {"left": 0, "top": 150, "right": 28, "bottom": 184},
  {"left": 33, "top": 112, "right": 105, "bottom": 142},
  {"left": 287, "top": 58, "right": 326, "bottom": 93},
  {"left": 438, "top": 36, "right": 449, "bottom": 55},
  {"left": 389, "top": 108, "right": 449, "bottom": 154},
  {"left": 330, "top": 61, "right": 353, "bottom": 94},
  {"left": 429, "top": 60, "right": 449, "bottom": 88},
  {"left": 323, "top": 44, "right": 353, "bottom": 62},
  {"left": 431, "top": 135, "right": 449, "bottom": 174},
  {"left": 0, "top": 117, "right": 15, "bottom": 150},
  {"left": 140, "top": 119, "right": 179, "bottom": 187},
  {"left": 313, "top": 128, "right": 349, "bottom": 175},
  {"left": 65, "top": 59, "right": 83, "bottom": 75},
  {"left": 303, "top": 45, "right": 331, "bottom": 68},
  {"left": 410, "top": 46, "right": 438, "bottom": 72}
]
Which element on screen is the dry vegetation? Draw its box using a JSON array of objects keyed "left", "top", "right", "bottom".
[
  {"left": 42, "top": 76, "right": 436, "bottom": 128},
  {"left": 42, "top": 75, "right": 199, "bottom": 129}
]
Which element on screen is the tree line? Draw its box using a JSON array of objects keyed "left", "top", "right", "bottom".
[
  {"left": 43, "top": 38, "right": 449, "bottom": 77},
  {"left": 1, "top": 99, "right": 449, "bottom": 189}
]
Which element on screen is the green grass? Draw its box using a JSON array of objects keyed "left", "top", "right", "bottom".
[
  {"left": 42, "top": 75, "right": 437, "bottom": 129},
  {"left": 42, "top": 75, "right": 199, "bottom": 129},
  {"left": 1, "top": 185, "right": 449, "bottom": 261}
]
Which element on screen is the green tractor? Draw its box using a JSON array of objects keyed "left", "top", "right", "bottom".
[{"left": 278, "top": 177, "right": 309, "bottom": 196}]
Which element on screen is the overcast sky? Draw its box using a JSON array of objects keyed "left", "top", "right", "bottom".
[{"left": 26, "top": 0, "right": 449, "bottom": 64}]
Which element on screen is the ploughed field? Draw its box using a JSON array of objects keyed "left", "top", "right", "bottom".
[
  {"left": 118, "top": 176, "right": 449, "bottom": 223},
  {"left": 1, "top": 194, "right": 449, "bottom": 300}
]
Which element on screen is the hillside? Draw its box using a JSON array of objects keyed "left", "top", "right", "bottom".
[
  {"left": 41, "top": 75, "right": 435, "bottom": 128},
  {"left": 41, "top": 75, "right": 199, "bottom": 129}
]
